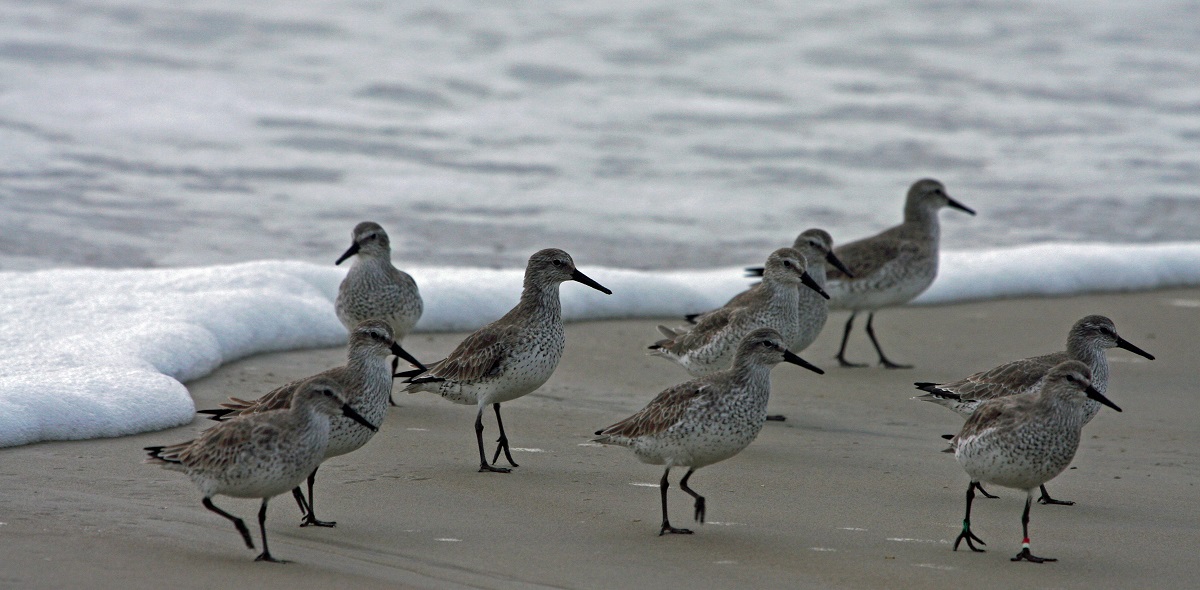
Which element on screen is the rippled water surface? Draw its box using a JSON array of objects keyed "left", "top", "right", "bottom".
[{"left": 3, "top": 0, "right": 1199, "bottom": 270}]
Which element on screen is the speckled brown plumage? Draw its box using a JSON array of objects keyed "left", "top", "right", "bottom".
[
  {"left": 404, "top": 248, "right": 611, "bottom": 472},
  {"left": 946, "top": 361, "right": 1122, "bottom": 562},
  {"left": 597, "top": 328, "right": 824, "bottom": 535}
]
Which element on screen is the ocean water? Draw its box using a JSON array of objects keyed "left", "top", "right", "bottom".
[{"left": 2, "top": 1, "right": 1199, "bottom": 446}]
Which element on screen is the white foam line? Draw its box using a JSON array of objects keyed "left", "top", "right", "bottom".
[
  {"left": 630, "top": 482, "right": 658, "bottom": 488},
  {"left": 435, "top": 538, "right": 461, "bottom": 542},
  {"left": 916, "top": 242, "right": 1200, "bottom": 305},
  {"left": 913, "top": 563, "right": 955, "bottom": 571},
  {"left": 511, "top": 447, "right": 544, "bottom": 453}
]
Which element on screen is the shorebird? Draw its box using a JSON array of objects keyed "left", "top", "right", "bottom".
[
  {"left": 706, "top": 230, "right": 850, "bottom": 421},
  {"left": 145, "top": 377, "right": 378, "bottom": 562},
  {"left": 651, "top": 247, "right": 829, "bottom": 377},
  {"left": 947, "top": 361, "right": 1122, "bottom": 563},
  {"left": 825, "top": 178, "right": 974, "bottom": 368},
  {"left": 401, "top": 248, "right": 611, "bottom": 473},
  {"left": 198, "top": 320, "right": 416, "bottom": 526},
  {"left": 335, "top": 221, "right": 425, "bottom": 405},
  {"left": 915, "top": 314, "right": 1153, "bottom": 504},
  {"left": 695, "top": 228, "right": 852, "bottom": 351},
  {"left": 595, "top": 328, "right": 824, "bottom": 535}
]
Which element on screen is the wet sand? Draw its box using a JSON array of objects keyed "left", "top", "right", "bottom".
[{"left": 2, "top": 288, "right": 1197, "bottom": 589}]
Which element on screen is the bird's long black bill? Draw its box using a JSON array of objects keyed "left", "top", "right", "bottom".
[
  {"left": 1084, "top": 384, "right": 1122, "bottom": 413},
  {"left": 572, "top": 269, "right": 612, "bottom": 294},
  {"left": 334, "top": 242, "right": 360, "bottom": 265},
  {"left": 783, "top": 349, "right": 825, "bottom": 375},
  {"left": 1116, "top": 336, "right": 1155, "bottom": 360},
  {"left": 744, "top": 266, "right": 765, "bottom": 278},
  {"left": 342, "top": 404, "right": 379, "bottom": 431},
  {"left": 800, "top": 271, "right": 830, "bottom": 300},
  {"left": 390, "top": 342, "right": 427, "bottom": 371},
  {"left": 826, "top": 252, "right": 855, "bottom": 278},
  {"left": 948, "top": 197, "right": 976, "bottom": 216}
]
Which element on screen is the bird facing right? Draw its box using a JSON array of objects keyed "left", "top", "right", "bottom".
[
  {"left": 198, "top": 319, "right": 412, "bottom": 527},
  {"left": 650, "top": 247, "right": 829, "bottom": 377},
  {"left": 596, "top": 328, "right": 825, "bottom": 536},
  {"left": 825, "top": 178, "right": 975, "bottom": 368},
  {"left": 403, "top": 248, "right": 612, "bottom": 473},
  {"left": 947, "top": 361, "right": 1122, "bottom": 563},
  {"left": 144, "top": 377, "right": 378, "bottom": 563},
  {"left": 915, "top": 314, "right": 1153, "bottom": 504}
]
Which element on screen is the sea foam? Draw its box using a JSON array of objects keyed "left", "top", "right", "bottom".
[{"left": 2, "top": 242, "right": 1198, "bottom": 448}]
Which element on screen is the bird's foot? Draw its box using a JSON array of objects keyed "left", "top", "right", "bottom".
[
  {"left": 765, "top": 415, "right": 787, "bottom": 422},
  {"left": 659, "top": 522, "right": 694, "bottom": 536},
  {"left": 299, "top": 514, "right": 336, "bottom": 528},
  {"left": 953, "top": 524, "right": 986, "bottom": 553},
  {"left": 491, "top": 437, "right": 519, "bottom": 468},
  {"left": 479, "top": 463, "right": 512, "bottom": 474},
  {"left": 1037, "top": 492, "right": 1074, "bottom": 506},
  {"left": 255, "top": 553, "right": 290, "bottom": 563},
  {"left": 1012, "top": 546, "right": 1056, "bottom": 563}
]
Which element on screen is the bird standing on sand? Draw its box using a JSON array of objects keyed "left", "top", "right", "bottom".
[
  {"left": 947, "top": 361, "right": 1122, "bottom": 563},
  {"left": 335, "top": 221, "right": 425, "bottom": 404},
  {"left": 596, "top": 328, "right": 824, "bottom": 535},
  {"left": 915, "top": 314, "right": 1153, "bottom": 504},
  {"left": 145, "top": 377, "right": 378, "bottom": 562},
  {"left": 402, "top": 248, "right": 611, "bottom": 473},
  {"left": 825, "top": 178, "right": 974, "bottom": 368},
  {"left": 651, "top": 247, "right": 829, "bottom": 377},
  {"left": 198, "top": 320, "right": 414, "bottom": 526}
]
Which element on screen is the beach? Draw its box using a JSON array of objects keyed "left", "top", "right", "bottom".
[{"left": 2, "top": 287, "right": 1196, "bottom": 589}]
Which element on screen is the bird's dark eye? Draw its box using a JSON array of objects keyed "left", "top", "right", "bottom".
[{"left": 553, "top": 260, "right": 564, "bottom": 266}]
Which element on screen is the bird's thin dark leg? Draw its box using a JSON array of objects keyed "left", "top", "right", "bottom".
[
  {"left": 476, "top": 407, "right": 510, "bottom": 473},
  {"left": 865, "top": 313, "right": 911, "bottom": 369},
  {"left": 254, "top": 499, "right": 287, "bottom": 563},
  {"left": 678, "top": 468, "right": 706, "bottom": 524},
  {"left": 659, "top": 468, "right": 692, "bottom": 536},
  {"left": 490, "top": 403, "right": 519, "bottom": 468},
  {"left": 1012, "top": 493, "right": 1057, "bottom": 563},
  {"left": 837, "top": 312, "right": 867, "bottom": 368},
  {"left": 1037, "top": 484, "right": 1074, "bottom": 506},
  {"left": 977, "top": 483, "right": 1000, "bottom": 499},
  {"left": 299, "top": 468, "right": 335, "bottom": 527},
  {"left": 203, "top": 497, "right": 254, "bottom": 550},
  {"left": 291, "top": 486, "right": 309, "bottom": 515},
  {"left": 388, "top": 357, "right": 400, "bottom": 406},
  {"left": 953, "top": 482, "right": 986, "bottom": 552}
]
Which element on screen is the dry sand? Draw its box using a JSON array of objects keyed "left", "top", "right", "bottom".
[{"left": 2, "top": 288, "right": 1197, "bottom": 589}]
